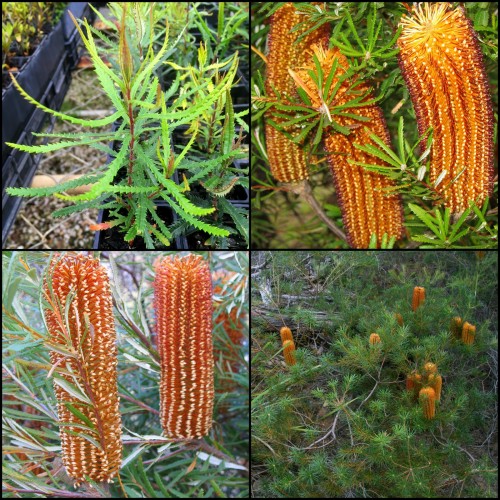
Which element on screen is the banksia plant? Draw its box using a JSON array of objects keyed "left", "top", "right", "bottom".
[
  {"left": 423, "top": 362, "right": 438, "bottom": 375},
  {"left": 411, "top": 286, "right": 425, "bottom": 311},
  {"left": 395, "top": 313, "right": 404, "bottom": 326},
  {"left": 450, "top": 316, "right": 463, "bottom": 339},
  {"left": 461, "top": 321, "right": 476, "bottom": 346},
  {"left": 369, "top": 333, "right": 381, "bottom": 345},
  {"left": 153, "top": 254, "right": 214, "bottom": 439},
  {"left": 43, "top": 254, "right": 122, "bottom": 486},
  {"left": 419, "top": 387, "right": 436, "bottom": 420},
  {"left": 265, "top": 2, "right": 330, "bottom": 183},
  {"left": 280, "top": 326, "right": 294, "bottom": 344},
  {"left": 397, "top": 3, "right": 494, "bottom": 213},
  {"left": 283, "top": 339, "right": 297, "bottom": 366},
  {"left": 289, "top": 44, "right": 404, "bottom": 248}
]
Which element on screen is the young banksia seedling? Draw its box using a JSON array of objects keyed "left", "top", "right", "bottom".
[
  {"left": 369, "top": 333, "right": 381, "bottom": 345},
  {"left": 419, "top": 387, "right": 436, "bottom": 420},
  {"left": 290, "top": 44, "right": 404, "bottom": 248},
  {"left": 397, "top": 3, "right": 494, "bottom": 213},
  {"left": 411, "top": 286, "right": 425, "bottom": 311},
  {"left": 283, "top": 339, "right": 297, "bottom": 366},
  {"left": 154, "top": 254, "right": 214, "bottom": 439},
  {"left": 43, "top": 254, "right": 122, "bottom": 485},
  {"left": 265, "top": 2, "right": 330, "bottom": 183},
  {"left": 461, "top": 321, "right": 476, "bottom": 345}
]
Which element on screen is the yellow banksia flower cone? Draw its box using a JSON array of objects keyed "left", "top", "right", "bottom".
[
  {"left": 43, "top": 254, "right": 122, "bottom": 485},
  {"left": 450, "top": 316, "right": 463, "bottom": 339},
  {"left": 154, "top": 254, "right": 214, "bottom": 439},
  {"left": 283, "top": 339, "right": 297, "bottom": 366},
  {"left": 419, "top": 387, "right": 436, "bottom": 419},
  {"left": 290, "top": 44, "right": 404, "bottom": 248},
  {"left": 280, "top": 326, "right": 294, "bottom": 344},
  {"left": 397, "top": 3, "right": 494, "bottom": 213},
  {"left": 461, "top": 322, "right": 476, "bottom": 345},
  {"left": 412, "top": 286, "right": 425, "bottom": 311},
  {"left": 424, "top": 362, "right": 438, "bottom": 375},
  {"left": 265, "top": 2, "right": 330, "bottom": 182},
  {"left": 369, "top": 333, "right": 381, "bottom": 345},
  {"left": 428, "top": 374, "right": 443, "bottom": 402}
]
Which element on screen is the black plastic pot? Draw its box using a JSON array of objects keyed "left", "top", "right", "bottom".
[
  {"left": 63, "top": 3, "right": 96, "bottom": 68},
  {"left": 2, "top": 21, "right": 73, "bottom": 246},
  {"left": 92, "top": 200, "right": 188, "bottom": 250}
]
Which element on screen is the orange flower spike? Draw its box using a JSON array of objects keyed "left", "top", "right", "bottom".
[
  {"left": 291, "top": 44, "right": 404, "bottom": 248},
  {"left": 397, "top": 3, "right": 494, "bottom": 213},
  {"left": 283, "top": 339, "right": 297, "bottom": 366},
  {"left": 419, "top": 387, "right": 436, "bottom": 419},
  {"left": 43, "top": 254, "right": 122, "bottom": 485},
  {"left": 428, "top": 374, "right": 443, "bottom": 402},
  {"left": 450, "top": 316, "right": 463, "bottom": 339},
  {"left": 369, "top": 333, "right": 381, "bottom": 345},
  {"left": 412, "top": 286, "right": 425, "bottom": 311},
  {"left": 395, "top": 313, "right": 404, "bottom": 326},
  {"left": 280, "top": 326, "right": 294, "bottom": 344},
  {"left": 461, "top": 322, "right": 476, "bottom": 345},
  {"left": 265, "top": 2, "right": 330, "bottom": 183},
  {"left": 154, "top": 254, "right": 214, "bottom": 439}
]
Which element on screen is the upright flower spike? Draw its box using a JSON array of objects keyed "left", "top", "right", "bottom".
[
  {"left": 43, "top": 254, "right": 122, "bottom": 485},
  {"left": 423, "top": 362, "right": 438, "bottom": 375},
  {"left": 461, "top": 322, "right": 476, "bottom": 345},
  {"left": 369, "top": 333, "right": 381, "bottom": 345},
  {"left": 290, "top": 44, "right": 404, "bottom": 248},
  {"left": 283, "top": 339, "right": 297, "bottom": 366},
  {"left": 450, "top": 316, "right": 463, "bottom": 339},
  {"left": 428, "top": 374, "right": 443, "bottom": 402},
  {"left": 419, "top": 387, "right": 436, "bottom": 419},
  {"left": 265, "top": 2, "right": 330, "bottom": 182},
  {"left": 397, "top": 3, "right": 494, "bottom": 213},
  {"left": 154, "top": 254, "right": 214, "bottom": 439},
  {"left": 395, "top": 313, "right": 404, "bottom": 326},
  {"left": 280, "top": 326, "right": 294, "bottom": 344},
  {"left": 411, "top": 286, "right": 425, "bottom": 311}
]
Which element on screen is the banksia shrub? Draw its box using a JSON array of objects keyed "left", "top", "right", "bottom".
[
  {"left": 283, "top": 339, "right": 296, "bottom": 366},
  {"left": 395, "top": 313, "right": 404, "bottom": 326},
  {"left": 419, "top": 387, "right": 436, "bottom": 420},
  {"left": 43, "top": 254, "right": 122, "bottom": 485},
  {"left": 369, "top": 333, "right": 381, "bottom": 345},
  {"left": 154, "top": 254, "right": 214, "bottom": 439},
  {"left": 280, "top": 326, "right": 294, "bottom": 344},
  {"left": 411, "top": 286, "right": 425, "bottom": 311},
  {"left": 450, "top": 316, "right": 463, "bottom": 339},
  {"left": 462, "top": 322, "right": 476, "bottom": 345}
]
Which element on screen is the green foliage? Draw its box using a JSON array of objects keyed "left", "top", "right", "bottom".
[
  {"left": 252, "top": 251, "right": 498, "bottom": 498},
  {"left": 2, "top": 250, "right": 249, "bottom": 497}
]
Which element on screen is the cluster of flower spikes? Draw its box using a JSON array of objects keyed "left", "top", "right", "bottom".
[
  {"left": 280, "top": 327, "right": 296, "bottom": 366},
  {"left": 407, "top": 362, "right": 442, "bottom": 420}
]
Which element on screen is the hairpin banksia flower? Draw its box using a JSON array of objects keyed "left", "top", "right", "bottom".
[
  {"left": 461, "top": 321, "right": 476, "bottom": 345},
  {"left": 43, "top": 254, "right": 122, "bottom": 485},
  {"left": 411, "top": 286, "right": 425, "bottom": 311},
  {"left": 397, "top": 3, "right": 494, "bottom": 213},
  {"left": 428, "top": 374, "right": 443, "bottom": 402},
  {"left": 369, "top": 333, "right": 381, "bottom": 345},
  {"left": 450, "top": 316, "right": 463, "bottom": 339},
  {"left": 265, "top": 2, "right": 330, "bottom": 183},
  {"left": 283, "top": 339, "right": 297, "bottom": 366},
  {"left": 419, "top": 387, "right": 436, "bottom": 419},
  {"left": 280, "top": 326, "right": 294, "bottom": 344},
  {"left": 395, "top": 313, "right": 404, "bottom": 326},
  {"left": 154, "top": 254, "right": 214, "bottom": 439},
  {"left": 290, "top": 44, "right": 405, "bottom": 248}
]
